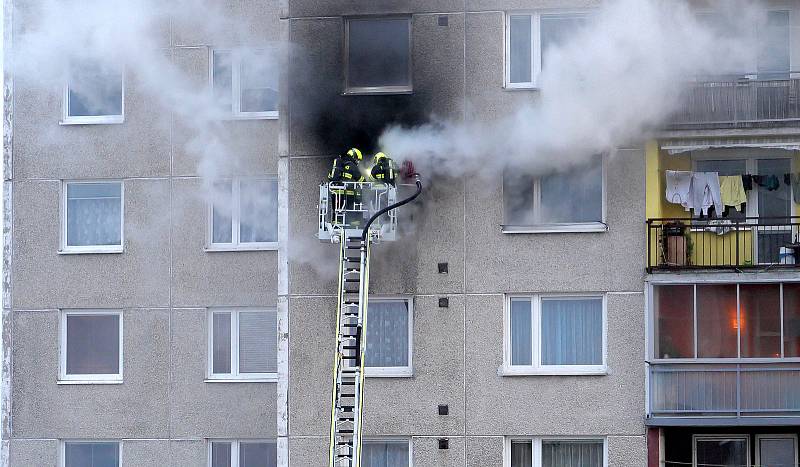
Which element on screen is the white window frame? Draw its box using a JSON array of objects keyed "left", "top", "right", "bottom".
[
  {"left": 210, "top": 48, "right": 279, "bottom": 120},
  {"left": 364, "top": 297, "right": 413, "bottom": 378},
  {"left": 59, "top": 310, "right": 123, "bottom": 384},
  {"left": 504, "top": 11, "right": 589, "bottom": 89},
  {"left": 755, "top": 434, "right": 798, "bottom": 467},
  {"left": 206, "top": 308, "right": 278, "bottom": 382},
  {"left": 343, "top": 16, "right": 414, "bottom": 95},
  {"left": 60, "top": 180, "right": 124, "bottom": 254},
  {"left": 503, "top": 436, "right": 608, "bottom": 467},
  {"left": 206, "top": 177, "right": 279, "bottom": 252},
  {"left": 61, "top": 64, "right": 125, "bottom": 125},
  {"left": 207, "top": 439, "right": 277, "bottom": 467},
  {"left": 503, "top": 294, "right": 607, "bottom": 376},
  {"left": 692, "top": 434, "right": 749, "bottom": 467},
  {"left": 61, "top": 440, "right": 122, "bottom": 467},
  {"left": 361, "top": 437, "right": 413, "bottom": 466},
  {"left": 647, "top": 280, "right": 800, "bottom": 363},
  {"left": 502, "top": 155, "right": 607, "bottom": 234}
]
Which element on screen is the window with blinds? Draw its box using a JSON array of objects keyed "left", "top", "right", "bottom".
[{"left": 208, "top": 309, "right": 277, "bottom": 380}]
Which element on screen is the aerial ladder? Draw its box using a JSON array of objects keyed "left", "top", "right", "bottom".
[{"left": 318, "top": 175, "right": 422, "bottom": 467}]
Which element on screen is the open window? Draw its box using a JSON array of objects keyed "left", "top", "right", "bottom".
[{"left": 345, "top": 17, "right": 412, "bottom": 94}]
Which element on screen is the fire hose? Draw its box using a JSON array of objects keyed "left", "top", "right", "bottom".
[{"left": 361, "top": 175, "right": 422, "bottom": 241}]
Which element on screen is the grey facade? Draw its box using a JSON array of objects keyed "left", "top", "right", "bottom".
[{"left": 22, "top": 0, "right": 800, "bottom": 465}]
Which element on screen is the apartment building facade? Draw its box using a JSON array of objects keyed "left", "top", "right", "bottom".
[{"left": 6, "top": 0, "right": 797, "bottom": 466}]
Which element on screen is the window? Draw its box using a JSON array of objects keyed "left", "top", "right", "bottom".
[
  {"left": 63, "top": 441, "right": 121, "bottom": 467},
  {"left": 503, "top": 155, "right": 605, "bottom": 232},
  {"left": 60, "top": 311, "right": 122, "bottom": 383},
  {"left": 345, "top": 17, "right": 412, "bottom": 94},
  {"left": 758, "top": 11, "right": 790, "bottom": 80},
  {"left": 63, "top": 59, "right": 124, "bottom": 124},
  {"left": 651, "top": 282, "right": 800, "bottom": 360},
  {"left": 212, "top": 49, "right": 279, "bottom": 119},
  {"left": 209, "top": 440, "right": 277, "bottom": 467},
  {"left": 208, "top": 178, "right": 278, "bottom": 250},
  {"left": 505, "top": 295, "right": 605, "bottom": 375},
  {"left": 362, "top": 439, "right": 411, "bottom": 467},
  {"left": 756, "top": 434, "right": 798, "bottom": 467},
  {"left": 208, "top": 309, "right": 277, "bottom": 381},
  {"left": 365, "top": 299, "right": 413, "bottom": 377},
  {"left": 506, "top": 13, "right": 588, "bottom": 88},
  {"left": 506, "top": 438, "right": 606, "bottom": 467},
  {"left": 693, "top": 436, "right": 748, "bottom": 467},
  {"left": 62, "top": 181, "right": 123, "bottom": 253}
]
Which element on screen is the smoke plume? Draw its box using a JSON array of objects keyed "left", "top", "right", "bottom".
[{"left": 380, "top": 0, "right": 764, "bottom": 176}]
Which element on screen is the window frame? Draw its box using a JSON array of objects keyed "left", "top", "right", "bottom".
[
  {"left": 59, "top": 310, "right": 124, "bottom": 384},
  {"left": 60, "top": 180, "right": 124, "bottom": 254},
  {"left": 364, "top": 297, "right": 414, "bottom": 378},
  {"left": 206, "top": 177, "right": 279, "bottom": 252},
  {"left": 343, "top": 16, "right": 414, "bottom": 95},
  {"left": 647, "top": 280, "right": 800, "bottom": 363},
  {"left": 61, "top": 440, "right": 122, "bottom": 467},
  {"left": 692, "top": 434, "right": 749, "bottom": 467},
  {"left": 755, "top": 434, "right": 798, "bottom": 467},
  {"left": 207, "top": 439, "right": 278, "bottom": 467},
  {"left": 502, "top": 155, "right": 607, "bottom": 234},
  {"left": 209, "top": 48, "right": 279, "bottom": 120},
  {"left": 61, "top": 64, "right": 125, "bottom": 125},
  {"left": 206, "top": 308, "right": 278, "bottom": 382},
  {"left": 503, "top": 436, "right": 608, "bottom": 467},
  {"left": 504, "top": 10, "right": 590, "bottom": 90},
  {"left": 503, "top": 294, "right": 607, "bottom": 376},
  {"left": 361, "top": 437, "right": 413, "bottom": 467}
]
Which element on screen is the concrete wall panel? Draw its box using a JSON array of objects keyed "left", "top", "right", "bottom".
[
  {"left": 170, "top": 308, "right": 278, "bottom": 438},
  {"left": 9, "top": 439, "right": 57, "bottom": 467},
  {"left": 11, "top": 309, "right": 170, "bottom": 438},
  {"left": 12, "top": 179, "right": 171, "bottom": 310}
]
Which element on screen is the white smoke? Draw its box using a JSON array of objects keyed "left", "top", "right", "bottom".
[{"left": 380, "top": 0, "right": 764, "bottom": 175}]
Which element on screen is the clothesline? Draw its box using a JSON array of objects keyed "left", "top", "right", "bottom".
[{"left": 664, "top": 170, "right": 800, "bottom": 219}]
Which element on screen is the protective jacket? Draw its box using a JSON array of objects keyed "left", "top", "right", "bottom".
[
  {"left": 329, "top": 156, "right": 364, "bottom": 195},
  {"left": 370, "top": 153, "right": 396, "bottom": 186}
]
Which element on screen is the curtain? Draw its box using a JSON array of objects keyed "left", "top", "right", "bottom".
[
  {"left": 239, "top": 311, "right": 277, "bottom": 373},
  {"left": 510, "top": 299, "right": 533, "bottom": 365},
  {"left": 65, "top": 442, "right": 119, "bottom": 467},
  {"left": 66, "top": 314, "right": 119, "bottom": 375},
  {"left": 212, "top": 312, "right": 232, "bottom": 374},
  {"left": 511, "top": 440, "right": 533, "bottom": 467},
  {"left": 541, "top": 298, "right": 602, "bottom": 365},
  {"left": 66, "top": 183, "right": 121, "bottom": 247},
  {"left": 361, "top": 441, "right": 409, "bottom": 467},
  {"left": 240, "top": 441, "right": 277, "bottom": 467},
  {"left": 365, "top": 301, "right": 409, "bottom": 367},
  {"left": 542, "top": 440, "right": 603, "bottom": 467},
  {"left": 212, "top": 180, "right": 233, "bottom": 244},
  {"left": 240, "top": 179, "right": 278, "bottom": 243}
]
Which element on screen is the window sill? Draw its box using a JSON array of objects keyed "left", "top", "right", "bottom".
[
  {"left": 502, "top": 367, "right": 607, "bottom": 377},
  {"left": 205, "top": 376, "right": 278, "bottom": 383},
  {"left": 502, "top": 223, "right": 608, "bottom": 234},
  {"left": 58, "top": 246, "right": 124, "bottom": 255},
  {"left": 205, "top": 244, "right": 278, "bottom": 252},
  {"left": 343, "top": 86, "right": 413, "bottom": 96},
  {"left": 60, "top": 116, "right": 125, "bottom": 125},
  {"left": 57, "top": 379, "right": 123, "bottom": 385},
  {"left": 365, "top": 368, "right": 413, "bottom": 378},
  {"left": 504, "top": 84, "right": 541, "bottom": 91},
  {"left": 220, "top": 113, "right": 279, "bottom": 121}
]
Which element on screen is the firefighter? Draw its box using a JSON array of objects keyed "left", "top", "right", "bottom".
[
  {"left": 370, "top": 152, "right": 397, "bottom": 186},
  {"left": 328, "top": 148, "right": 365, "bottom": 226}
]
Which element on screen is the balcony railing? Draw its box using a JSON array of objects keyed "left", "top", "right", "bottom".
[
  {"left": 667, "top": 75, "right": 800, "bottom": 128},
  {"left": 646, "top": 217, "right": 800, "bottom": 273},
  {"left": 648, "top": 362, "right": 800, "bottom": 419}
]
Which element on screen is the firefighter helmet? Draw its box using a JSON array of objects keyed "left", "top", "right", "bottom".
[{"left": 346, "top": 148, "right": 363, "bottom": 161}]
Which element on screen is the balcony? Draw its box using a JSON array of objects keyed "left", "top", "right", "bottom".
[
  {"left": 648, "top": 362, "right": 800, "bottom": 423},
  {"left": 666, "top": 75, "right": 800, "bottom": 130},
  {"left": 647, "top": 217, "right": 800, "bottom": 272}
]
